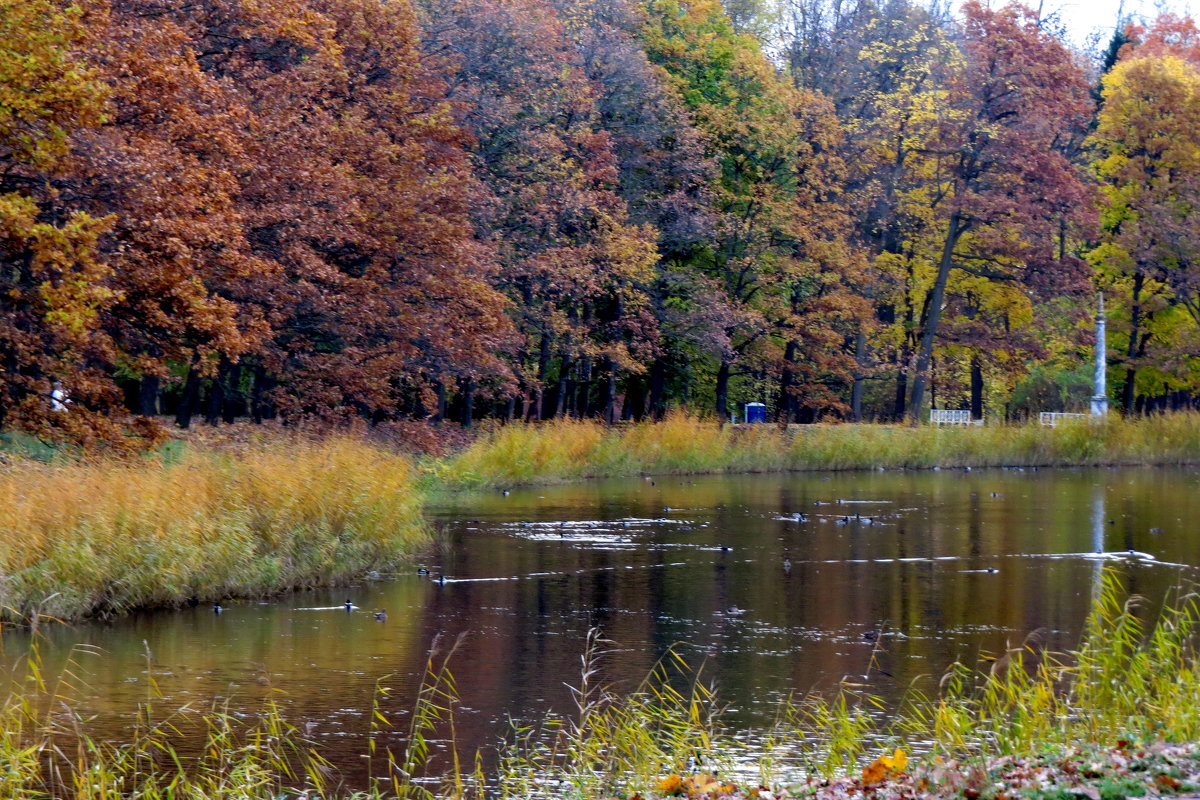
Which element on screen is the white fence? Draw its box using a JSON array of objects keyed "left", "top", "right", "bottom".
[
  {"left": 1038, "top": 412, "right": 1086, "bottom": 427},
  {"left": 930, "top": 409, "right": 978, "bottom": 426}
]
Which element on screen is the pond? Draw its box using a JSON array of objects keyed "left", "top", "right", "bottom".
[{"left": 7, "top": 466, "right": 1200, "bottom": 785}]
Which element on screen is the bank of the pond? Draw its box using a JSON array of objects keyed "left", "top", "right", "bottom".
[
  {"left": 7, "top": 411, "right": 1200, "bottom": 623},
  {"left": 2, "top": 574, "right": 1199, "bottom": 799},
  {"left": 0, "top": 437, "right": 427, "bottom": 624},
  {"left": 433, "top": 411, "right": 1200, "bottom": 489}
]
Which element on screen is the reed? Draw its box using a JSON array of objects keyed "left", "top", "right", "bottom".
[
  {"left": 896, "top": 569, "right": 1200, "bottom": 757},
  {"left": 0, "top": 436, "right": 428, "bottom": 623},
  {"left": 435, "top": 410, "right": 1200, "bottom": 489}
]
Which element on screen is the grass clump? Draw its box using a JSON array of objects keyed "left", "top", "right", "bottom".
[{"left": 0, "top": 436, "right": 427, "bottom": 623}]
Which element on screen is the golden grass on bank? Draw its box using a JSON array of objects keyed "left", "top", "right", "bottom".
[
  {"left": 0, "top": 437, "right": 427, "bottom": 623},
  {"left": 436, "top": 410, "right": 1200, "bottom": 488}
]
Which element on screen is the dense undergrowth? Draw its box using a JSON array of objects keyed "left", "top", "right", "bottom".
[
  {"left": 2, "top": 573, "right": 1200, "bottom": 799},
  {"left": 6, "top": 412, "right": 1200, "bottom": 622},
  {"left": 0, "top": 437, "right": 427, "bottom": 623}
]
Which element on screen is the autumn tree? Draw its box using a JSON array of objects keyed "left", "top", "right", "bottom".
[
  {"left": 787, "top": 3, "right": 946, "bottom": 419},
  {"left": 1092, "top": 45, "right": 1200, "bottom": 412},
  {"left": 775, "top": 90, "right": 872, "bottom": 422},
  {"left": 0, "top": 0, "right": 124, "bottom": 441},
  {"left": 894, "top": 1, "right": 1094, "bottom": 423},
  {"left": 642, "top": 0, "right": 793, "bottom": 420},
  {"left": 420, "top": 0, "right": 658, "bottom": 423},
  {"left": 168, "top": 0, "right": 515, "bottom": 424},
  {"left": 70, "top": 0, "right": 264, "bottom": 422},
  {"left": 550, "top": 0, "right": 720, "bottom": 418}
]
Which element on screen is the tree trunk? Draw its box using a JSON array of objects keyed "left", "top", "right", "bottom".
[
  {"left": 930, "top": 353, "right": 937, "bottom": 411},
  {"left": 909, "top": 212, "right": 964, "bottom": 425},
  {"left": 576, "top": 356, "right": 592, "bottom": 417},
  {"left": 554, "top": 353, "right": 573, "bottom": 418},
  {"left": 1123, "top": 270, "right": 1144, "bottom": 415},
  {"left": 715, "top": 359, "right": 731, "bottom": 422},
  {"left": 970, "top": 355, "right": 984, "bottom": 420},
  {"left": 251, "top": 364, "right": 273, "bottom": 424},
  {"left": 851, "top": 329, "right": 866, "bottom": 423},
  {"left": 137, "top": 374, "right": 160, "bottom": 417},
  {"left": 204, "top": 368, "right": 225, "bottom": 427},
  {"left": 601, "top": 359, "right": 617, "bottom": 425},
  {"left": 175, "top": 365, "right": 201, "bottom": 429},
  {"left": 779, "top": 340, "right": 797, "bottom": 424},
  {"left": 434, "top": 381, "right": 447, "bottom": 422},
  {"left": 534, "top": 330, "right": 551, "bottom": 420},
  {"left": 461, "top": 377, "right": 475, "bottom": 428},
  {"left": 647, "top": 358, "right": 666, "bottom": 420},
  {"left": 621, "top": 377, "right": 640, "bottom": 421},
  {"left": 222, "top": 363, "right": 242, "bottom": 423}
]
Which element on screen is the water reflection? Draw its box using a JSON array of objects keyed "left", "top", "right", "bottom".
[{"left": 4, "top": 466, "right": 1199, "bottom": 784}]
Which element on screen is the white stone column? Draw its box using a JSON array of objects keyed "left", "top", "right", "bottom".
[{"left": 1091, "top": 292, "right": 1109, "bottom": 416}]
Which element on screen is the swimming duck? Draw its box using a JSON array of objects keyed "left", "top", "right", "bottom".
[
  {"left": 344, "top": 600, "right": 354, "bottom": 611},
  {"left": 373, "top": 610, "right": 387, "bottom": 621},
  {"left": 212, "top": 603, "right": 223, "bottom": 614},
  {"left": 417, "top": 567, "right": 431, "bottom": 575}
]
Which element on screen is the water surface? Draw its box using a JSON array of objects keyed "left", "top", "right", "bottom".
[{"left": 8, "top": 466, "right": 1200, "bottom": 783}]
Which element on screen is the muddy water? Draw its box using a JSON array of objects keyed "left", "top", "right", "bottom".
[{"left": 8, "top": 467, "right": 1200, "bottom": 783}]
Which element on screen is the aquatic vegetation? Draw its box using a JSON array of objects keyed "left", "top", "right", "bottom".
[{"left": 0, "top": 437, "right": 428, "bottom": 623}]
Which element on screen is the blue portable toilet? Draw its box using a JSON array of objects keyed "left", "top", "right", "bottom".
[{"left": 744, "top": 402, "right": 766, "bottom": 423}]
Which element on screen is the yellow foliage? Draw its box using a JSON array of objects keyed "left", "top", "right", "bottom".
[
  {"left": 657, "top": 774, "right": 684, "bottom": 795},
  {"left": 862, "top": 748, "right": 907, "bottom": 784}
]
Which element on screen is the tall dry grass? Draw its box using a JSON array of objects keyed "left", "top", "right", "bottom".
[
  {"left": 435, "top": 411, "right": 1200, "bottom": 488},
  {"left": 0, "top": 437, "right": 427, "bottom": 623}
]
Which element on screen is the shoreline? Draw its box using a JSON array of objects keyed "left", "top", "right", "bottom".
[
  {"left": 430, "top": 412, "right": 1200, "bottom": 490},
  {"left": 6, "top": 412, "right": 1200, "bottom": 623}
]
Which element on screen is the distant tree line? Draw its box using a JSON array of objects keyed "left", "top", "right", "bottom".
[{"left": 4, "top": 0, "right": 1200, "bottom": 443}]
